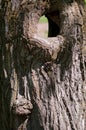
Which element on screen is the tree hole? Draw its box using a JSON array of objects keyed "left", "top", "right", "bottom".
[
  {"left": 38, "top": 16, "right": 48, "bottom": 38},
  {"left": 38, "top": 11, "right": 60, "bottom": 38},
  {"left": 46, "top": 11, "right": 60, "bottom": 37}
]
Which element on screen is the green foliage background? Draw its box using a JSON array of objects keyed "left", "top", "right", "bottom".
[
  {"left": 85, "top": 0, "right": 86, "bottom": 4},
  {"left": 39, "top": 16, "right": 48, "bottom": 23}
]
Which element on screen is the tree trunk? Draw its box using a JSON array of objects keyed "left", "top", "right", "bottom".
[{"left": 0, "top": 0, "right": 86, "bottom": 130}]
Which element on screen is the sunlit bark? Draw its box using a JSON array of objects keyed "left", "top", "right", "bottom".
[{"left": 0, "top": 0, "right": 86, "bottom": 130}]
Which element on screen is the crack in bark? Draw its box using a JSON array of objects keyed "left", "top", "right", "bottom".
[
  {"left": 62, "top": 98, "right": 76, "bottom": 130},
  {"left": 0, "top": 0, "right": 86, "bottom": 130}
]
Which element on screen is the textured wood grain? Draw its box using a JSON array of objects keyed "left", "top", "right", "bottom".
[{"left": 0, "top": 0, "right": 86, "bottom": 130}]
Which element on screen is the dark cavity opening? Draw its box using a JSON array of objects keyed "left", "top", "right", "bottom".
[
  {"left": 38, "top": 11, "right": 60, "bottom": 38},
  {"left": 46, "top": 11, "right": 60, "bottom": 37}
]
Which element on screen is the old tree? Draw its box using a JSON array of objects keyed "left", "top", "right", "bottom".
[{"left": 0, "top": 0, "right": 86, "bottom": 130}]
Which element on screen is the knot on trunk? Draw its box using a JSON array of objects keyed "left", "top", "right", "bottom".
[{"left": 12, "top": 95, "right": 33, "bottom": 116}]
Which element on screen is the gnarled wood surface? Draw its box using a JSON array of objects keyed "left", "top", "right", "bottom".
[{"left": 0, "top": 0, "right": 86, "bottom": 130}]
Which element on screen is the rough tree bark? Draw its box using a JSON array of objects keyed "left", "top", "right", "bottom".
[{"left": 0, "top": 0, "right": 86, "bottom": 130}]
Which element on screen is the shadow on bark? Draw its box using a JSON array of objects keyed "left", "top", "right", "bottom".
[{"left": 0, "top": 0, "right": 86, "bottom": 130}]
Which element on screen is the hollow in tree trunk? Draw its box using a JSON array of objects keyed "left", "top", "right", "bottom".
[{"left": 0, "top": 0, "right": 86, "bottom": 130}]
